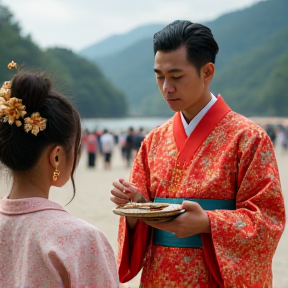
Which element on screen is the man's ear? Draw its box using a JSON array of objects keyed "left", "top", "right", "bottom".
[
  {"left": 202, "top": 62, "right": 215, "bottom": 83},
  {"left": 49, "top": 146, "right": 62, "bottom": 168}
]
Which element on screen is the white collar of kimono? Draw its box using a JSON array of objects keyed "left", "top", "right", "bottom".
[{"left": 180, "top": 93, "right": 217, "bottom": 136}]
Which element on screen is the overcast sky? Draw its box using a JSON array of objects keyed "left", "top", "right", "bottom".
[{"left": 1, "top": 0, "right": 262, "bottom": 52}]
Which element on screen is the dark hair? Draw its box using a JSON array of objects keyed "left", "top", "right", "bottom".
[
  {"left": 0, "top": 71, "right": 81, "bottom": 201},
  {"left": 153, "top": 20, "right": 219, "bottom": 74}
]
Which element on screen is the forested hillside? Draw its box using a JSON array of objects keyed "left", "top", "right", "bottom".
[
  {"left": 2, "top": 0, "right": 287, "bottom": 118},
  {"left": 0, "top": 5, "right": 127, "bottom": 118},
  {"left": 211, "top": 27, "right": 288, "bottom": 116},
  {"left": 90, "top": 0, "right": 288, "bottom": 117}
]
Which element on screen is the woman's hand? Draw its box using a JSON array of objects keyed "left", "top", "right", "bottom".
[{"left": 144, "top": 201, "right": 211, "bottom": 237}]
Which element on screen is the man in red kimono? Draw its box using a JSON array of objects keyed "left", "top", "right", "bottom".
[{"left": 110, "top": 20, "right": 285, "bottom": 287}]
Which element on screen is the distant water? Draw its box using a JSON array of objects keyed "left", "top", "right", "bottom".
[{"left": 81, "top": 117, "right": 170, "bottom": 132}]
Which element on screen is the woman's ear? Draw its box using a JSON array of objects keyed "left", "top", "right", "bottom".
[{"left": 49, "top": 146, "right": 62, "bottom": 168}]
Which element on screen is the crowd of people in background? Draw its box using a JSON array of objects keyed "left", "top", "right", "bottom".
[
  {"left": 81, "top": 126, "right": 147, "bottom": 169},
  {"left": 80, "top": 123, "right": 288, "bottom": 171}
]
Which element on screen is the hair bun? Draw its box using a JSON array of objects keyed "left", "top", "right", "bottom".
[{"left": 11, "top": 72, "right": 51, "bottom": 113}]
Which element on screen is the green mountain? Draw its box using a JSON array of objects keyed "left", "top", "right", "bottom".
[
  {"left": 78, "top": 24, "right": 166, "bottom": 60},
  {"left": 211, "top": 27, "right": 288, "bottom": 117},
  {"left": 0, "top": 4, "right": 127, "bottom": 118},
  {"left": 86, "top": 0, "right": 288, "bottom": 117},
  {"left": 96, "top": 38, "right": 156, "bottom": 110},
  {"left": 208, "top": 0, "right": 288, "bottom": 70}
]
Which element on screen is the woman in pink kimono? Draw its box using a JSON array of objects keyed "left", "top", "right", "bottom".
[{"left": 0, "top": 65, "right": 118, "bottom": 288}]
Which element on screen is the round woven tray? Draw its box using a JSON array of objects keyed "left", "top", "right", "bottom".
[{"left": 113, "top": 203, "right": 185, "bottom": 221}]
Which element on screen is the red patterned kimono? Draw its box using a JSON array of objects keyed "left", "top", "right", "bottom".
[{"left": 117, "top": 96, "right": 285, "bottom": 287}]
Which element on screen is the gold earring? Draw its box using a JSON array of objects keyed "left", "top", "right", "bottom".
[{"left": 53, "top": 165, "right": 60, "bottom": 182}]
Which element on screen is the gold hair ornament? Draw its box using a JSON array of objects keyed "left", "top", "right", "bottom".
[
  {"left": 7, "top": 61, "right": 17, "bottom": 70},
  {"left": 24, "top": 112, "right": 47, "bottom": 136},
  {"left": 0, "top": 61, "right": 47, "bottom": 136}
]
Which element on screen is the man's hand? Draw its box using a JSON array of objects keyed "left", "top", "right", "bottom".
[
  {"left": 110, "top": 179, "right": 147, "bottom": 229},
  {"left": 110, "top": 178, "right": 146, "bottom": 205},
  {"left": 144, "top": 200, "right": 211, "bottom": 237}
]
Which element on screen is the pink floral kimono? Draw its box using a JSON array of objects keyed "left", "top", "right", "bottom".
[{"left": 0, "top": 196, "right": 118, "bottom": 288}]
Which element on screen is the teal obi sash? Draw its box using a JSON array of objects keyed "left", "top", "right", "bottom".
[{"left": 152, "top": 197, "right": 236, "bottom": 248}]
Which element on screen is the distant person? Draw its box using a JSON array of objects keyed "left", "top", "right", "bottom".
[
  {"left": 133, "top": 127, "right": 145, "bottom": 152},
  {"left": 0, "top": 63, "right": 118, "bottom": 287},
  {"left": 110, "top": 21, "right": 285, "bottom": 287},
  {"left": 125, "top": 126, "right": 135, "bottom": 167},
  {"left": 113, "top": 132, "right": 119, "bottom": 145},
  {"left": 118, "top": 131, "right": 127, "bottom": 161},
  {"left": 96, "top": 130, "right": 103, "bottom": 155},
  {"left": 86, "top": 131, "right": 98, "bottom": 168},
  {"left": 265, "top": 124, "right": 276, "bottom": 146},
  {"left": 100, "top": 129, "right": 115, "bottom": 169},
  {"left": 80, "top": 128, "right": 89, "bottom": 155}
]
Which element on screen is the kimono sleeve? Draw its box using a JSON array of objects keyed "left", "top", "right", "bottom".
[
  {"left": 46, "top": 225, "right": 119, "bottom": 288},
  {"left": 202, "top": 129, "right": 285, "bottom": 287},
  {"left": 117, "top": 138, "right": 153, "bottom": 283}
]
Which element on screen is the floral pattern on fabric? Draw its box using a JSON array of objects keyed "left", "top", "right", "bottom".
[
  {"left": 118, "top": 109, "right": 285, "bottom": 288},
  {"left": 0, "top": 196, "right": 118, "bottom": 288}
]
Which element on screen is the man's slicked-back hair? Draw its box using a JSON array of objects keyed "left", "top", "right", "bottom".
[{"left": 153, "top": 20, "right": 219, "bottom": 74}]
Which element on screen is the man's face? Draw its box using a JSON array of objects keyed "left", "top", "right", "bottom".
[{"left": 154, "top": 46, "right": 210, "bottom": 122}]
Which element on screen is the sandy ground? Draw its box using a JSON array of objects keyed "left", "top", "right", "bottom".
[{"left": 1, "top": 145, "right": 287, "bottom": 287}]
